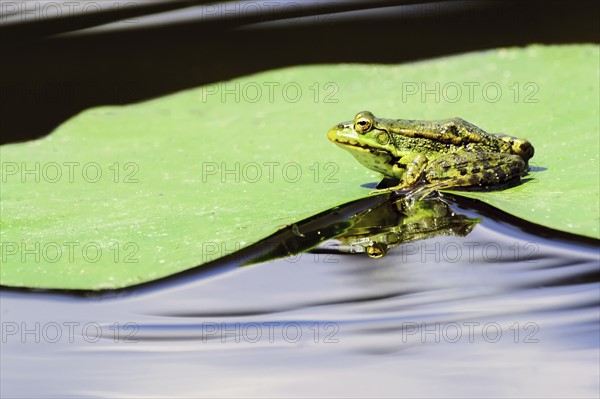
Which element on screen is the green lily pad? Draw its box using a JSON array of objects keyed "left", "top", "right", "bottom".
[{"left": 1, "top": 44, "right": 598, "bottom": 290}]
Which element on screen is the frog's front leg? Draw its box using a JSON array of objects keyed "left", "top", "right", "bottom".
[
  {"left": 369, "top": 153, "right": 428, "bottom": 195},
  {"left": 402, "top": 153, "right": 429, "bottom": 186}
]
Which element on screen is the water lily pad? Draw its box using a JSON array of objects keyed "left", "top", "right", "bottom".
[{"left": 1, "top": 44, "right": 598, "bottom": 290}]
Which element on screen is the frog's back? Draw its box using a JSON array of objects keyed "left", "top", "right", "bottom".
[{"left": 384, "top": 117, "right": 514, "bottom": 157}]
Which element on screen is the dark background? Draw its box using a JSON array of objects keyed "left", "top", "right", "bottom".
[{"left": 1, "top": 0, "right": 598, "bottom": 144}]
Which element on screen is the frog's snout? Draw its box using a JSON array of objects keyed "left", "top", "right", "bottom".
[
  {"left": 327, "top": 122, "right": 353, "bottom": 143},
  {"left": 326, "top": 126, "right": 339, "bottom": 142}
]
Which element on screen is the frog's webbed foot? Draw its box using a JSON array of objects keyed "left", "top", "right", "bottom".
[
  {"left": 369, "top": 184, "right": 438, "bottom": 213},
  {"left": 403, "top": 184, "right": 442, "bottom": 202},
  {"left": 369, "top": 183, "right": 446, "bottom": 214},
  {"left": 402, "top": 175, "right": 485, "bottom": 205},
  {"left": 368, "top": 184, "right": 413, "bottom": 196},
  {"left": 368, "top": 186, "right": 397, "bottom": 196}
]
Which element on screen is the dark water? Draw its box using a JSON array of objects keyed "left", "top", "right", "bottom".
[{"left": 2, "top": 195, "right": 599, "bottom": 398}]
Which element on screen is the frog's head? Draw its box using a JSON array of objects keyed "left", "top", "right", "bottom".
[{"left": 327, "top": 111, "right": 398, "bottom": 175}]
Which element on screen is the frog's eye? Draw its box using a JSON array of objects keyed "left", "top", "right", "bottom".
[
  {"left": 354, "top": 117, "right": 372, "bottom": 133},
  {"left": 354, "top": 111, "right": 374, "bottom": 133}
]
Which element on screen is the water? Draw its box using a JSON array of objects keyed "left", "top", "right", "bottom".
[{"left": 2, "top": 196, "right": 599, "bottom": 398}]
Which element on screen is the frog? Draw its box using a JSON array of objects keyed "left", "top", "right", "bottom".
[{"left": 327, "top": 111, "right": 534, "bottom": 198}]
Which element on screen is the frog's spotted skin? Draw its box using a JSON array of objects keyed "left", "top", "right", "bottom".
[{"left": 327, "top": 111, "right": 535, "bottom": 197}]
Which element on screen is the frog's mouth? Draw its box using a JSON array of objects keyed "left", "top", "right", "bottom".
[
  {"left": 334, "top": 141, "right": 399, "bottom": 159},
  {"left": 332, "top": 140, "right": 373, "bottom": 150},
  {"left": 329, "top": 135, "right": 386, "bottom": 152},
  {"left": 333, "top": 140, "right": 392, "bottom": 157},
  {"left": 335, "top": 141, "right": 398, "bottom": 167}
]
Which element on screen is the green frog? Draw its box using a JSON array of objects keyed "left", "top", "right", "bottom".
[{"left": 327, "top": 111, "right": 534, "bottom": 198}]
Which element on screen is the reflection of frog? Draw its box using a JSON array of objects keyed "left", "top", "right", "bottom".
[
  {"left": 330, "top": 197, "right": 480, "bottom": 258},
  {"left": 328, "top": 111, "right": 534, "bottom": 197}
]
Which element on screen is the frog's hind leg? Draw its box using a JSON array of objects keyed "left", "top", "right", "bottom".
[
  {"left": 427, "top": 152, "right": 526, "bottom": 186},
  {"left": 407, "top": 152, "right": 526, "bottom": 201}
]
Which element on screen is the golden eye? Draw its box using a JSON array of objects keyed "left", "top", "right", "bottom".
[{"left": 354, "top": 111, "right": 374, "bottom": 133}]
